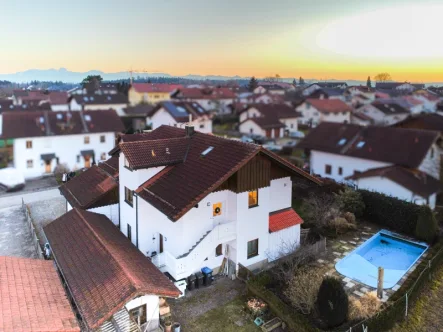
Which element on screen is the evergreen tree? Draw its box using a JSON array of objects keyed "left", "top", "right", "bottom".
[
  {"left": 293, "top": 78, "right": 297, "bottom": 86},
  {"left": 316, "top": 277, "right": 348, "bottom": 328},
  {"left": 248, "top": 76, "right": 259, "bottom": 92},
  {"left": 299, "top": 77, "right": 305, "bottom": 85},
  {"left": 366, "top": 76, "right": 372, "bottom": 88}
]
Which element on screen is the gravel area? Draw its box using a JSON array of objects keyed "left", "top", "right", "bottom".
[
  {"left": 27, "top": 196, "right": 66, "bottom": 246},
  {"left": 0, "top": 205, "right": 38, "bottom": 258},
  {"left": 169, "top": 277, "right": 247, "bottom": 330}
]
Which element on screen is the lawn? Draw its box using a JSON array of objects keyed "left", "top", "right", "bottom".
[
  {"left": 185, "top": 296, "right": 261, "bottom": 332},
  {"left": 392, "top": 264, "right": 443, "bottom": 331}
]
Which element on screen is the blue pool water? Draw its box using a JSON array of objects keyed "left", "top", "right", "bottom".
[{"left": 335, "top": 230, "right": 428, "bottom": 289}]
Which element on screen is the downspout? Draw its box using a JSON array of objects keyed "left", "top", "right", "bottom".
[{"left": 135, "top": 192, "right": 139, "bottom": 249}]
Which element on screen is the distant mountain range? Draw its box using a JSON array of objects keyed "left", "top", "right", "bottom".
[{"left": 0, "top": 68, "right": 441, "bottom": 86}]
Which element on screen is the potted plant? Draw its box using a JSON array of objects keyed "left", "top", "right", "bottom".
[{"left": 164, "top": 319, "right": 172, "bottom": 332}]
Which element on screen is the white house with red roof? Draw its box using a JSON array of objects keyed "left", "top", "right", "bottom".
[
  {"left": 296, "top": 99, "right": 352, "bottom": 127},
  {"left": 113, "top": 125, "right": 320, "bottom": 281},
  {"left": 172, "top": 87, "right": 236, "bottom": 114}
]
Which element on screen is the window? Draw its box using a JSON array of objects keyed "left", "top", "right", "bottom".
[
  {"left": 247, "top": 239, "right": 259, "bottom": 259},
  {"left": 100, "top": 153, "right": 106, "bottom": 160},
  {"left": 84, "top": 136, "right": 90, "bottom": 144},
  {"left": 127, "top": 224, "right": 132, "bottom": 241},
  {"left": 248, "top": 190, "right": 258, "bottom": 208},
  {"left": 216, "top": 244, "right": 222, "bottom": 257},
  {"left": 125, "top": 187, "right": 133, "bottom": 206},
  {"left": 26, "top": 140, "right": 32, "bottom": 149},
  {"left": 325, "top": 164, "right": 332, "bottom": 175},
  {"left": 338, "top": 167, "right": 343, "bottom": 176},
  {"left": 129, "top": 305, "right": 146, "bottom": 325},
  {"left": 100, "top": 135, "right": 105, "bottom": 143},
  {"left": 26, "top": 160, "right": 33, "bottom": 168},
  {"left": 76, "top": 155, "right": 80, "bottom": 163},
  {"left": 200, "top": 124, "right": 204, "bottom": 129},
  {"left": 290, "top": 123, "right": 294, "bottom": 129}
]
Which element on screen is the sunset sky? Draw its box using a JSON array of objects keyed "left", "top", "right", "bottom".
[{"left": 1, "top": 0, "right": 443, "bottom": 81}]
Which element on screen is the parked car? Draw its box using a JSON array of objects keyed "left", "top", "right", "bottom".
[
  {"left": 289, "top": 131, "right": 305, "bottom": 139},
  {"left": 250, "top": 134, "right": 267, "bottom": 145},
  {"left": 263, "top": 143, "right": 283, "bottom": 152},
  {"left": 241, "top": 135, "right": 254, "bottom": 143},
  {"left": 0, "top": 167, "right": 25, "bottom": 192}
]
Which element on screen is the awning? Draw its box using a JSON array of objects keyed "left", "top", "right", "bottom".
[
  {"left": 80, "top": 150, "right": 95, "bottom": 157},
  {"left": 40, "top": 153, "right": 56, "bottom": 161}
]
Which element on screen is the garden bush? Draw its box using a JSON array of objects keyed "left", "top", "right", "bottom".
[
  {"left": 335, "top": 188, "right": 365, "bottom": 217},
  {"left": 343, "top": 212, "right": 356, "bottom": 225},
  {"left": 284, "top": 267, "right": 324, "bottom": 315},
  {"left": 348, "top": 292, "right": 381, "bottom": 320},
  {"left": 359, "top": 189, "right": 424, "bottom": 236},
  {"left": 317, "top": 277, "right": 348, "bottom": 328},
  {"left": 415, "top": 207, "right": 438, "bottom": 244},
  {"left": 327, "top": 217, "right": 357, "bottom": 235}
]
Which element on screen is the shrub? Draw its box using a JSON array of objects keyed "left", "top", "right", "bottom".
[
  {"left": 299, "top": 193, "right": 340, "bottom": 229},
  {"left": 348, "top": 292, "right": 381, "bottom": 320},
  {"left": 316, "top": 277, "right": 348, "bottom": 328},
  {"left": 284, "top": 267, "right": 324, "bottom": 315},
  {"left": 359, "top": 190, "right": 423, "bottom": 236},
  {"left": 328, "top": 217, "right": 357, "bottom": 235},
  {"left": 415, "top": 207, "right": 438, "bottom": 244},
  {"left": 335, "top": 188, "right": 365, "bottom": 217},
  {"left": 54, "top": 163, "right": 70, "bottom": 176},
  {"left": 343, "top": 212, "right": 356, "bottom": 224}
]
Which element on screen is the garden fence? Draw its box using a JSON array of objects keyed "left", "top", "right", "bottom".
[
  {"left": 21, "top": 198, "right": 44, "bottom": 259},
  {"left": 344, "top": 244, "right": 443, "bottom": 331}
]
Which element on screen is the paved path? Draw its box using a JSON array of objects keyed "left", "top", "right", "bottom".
[
  {"left": 0, "top": 188, "right": 60, "bottom": 208},
  {"left": 0, "top": 205, "right": 38, "bottom": 258}
]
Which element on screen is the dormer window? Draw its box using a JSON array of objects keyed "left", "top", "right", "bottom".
[{"left": 84, "top": 115, "right": 91, "bottom": 122}]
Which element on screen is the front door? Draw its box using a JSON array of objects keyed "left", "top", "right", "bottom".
[
  {"left": 44, "top": 160, "right": 51, "bottom": 173},
  {"left": 84, "top": 155, "right": 91, "bottom": 168},
  {"left": 159, "top": 234, "right": 164, "bottom": 254},
  {"left": 265, "top": 129, "right": 272, "bottom": 138}
]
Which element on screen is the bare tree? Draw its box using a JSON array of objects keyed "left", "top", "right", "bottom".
[
  {"left": 374, "top": 72, "right": 392, "bottom": 82},
  {"left": 301, "top": 192, "right": 341, "bottom": 229}
]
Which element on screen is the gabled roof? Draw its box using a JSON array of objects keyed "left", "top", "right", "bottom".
[
  {"left": 310, "top": 88, "right": 344, "bottom": 97},
  {"left": 174, "top": 87, "right": 236, "bottom": 99},
  {"left": 346, "top": 166, "right": 442, "bottom": 198},
  {"left": 348, "top": 86, "right": 375, "bottom": 93},
  {"left": 269, "top": 208, "right": 303, "bottom": 233},
  {"left": 123, "top": 104, "right": 154, "bottom": 116},
  {"left": 44, "top": 209, "right": 180, "bottom": 331},
  {"left": 120, "top": 137, "right": 190, "bottom": 170},
  {"left": 133, "top": 126, "right": 321, "bottom": 221},
  {"left": 49, "top": 91, "right": 69, "bottom": 105},
  {"left": 371, "top": 101, "right": 410, "bottom": 115},
  {"left": 305, "top": 98, "right": 353, "bottom": 113},
  {"left": 59, "top": 156, "right": 119, "bottom": 209},
  {"left": 297, "top": 122, "right": 439, "bottom": 168},
  {"left": 244, "top": 103, "right": 301, "bottom": 119},
  {"left": 0, "top": 256, "right": 80, "bottom": 332},
  {"left": 148, "top": 101, "right": 210, "bottom": 122},
  {"left": 0, "top": 110, "right": 124, "bottom": 139},
  {"left": 131, "top": 83, "right": 183, "bottom": 94},
  {"left": 241, "top": 116, "right": 286, "bottom": 129},
  {"left": 70, "top": 93, "right": 128, "bottom": 105},
  {"left": 0, "top": 99, "right": 13, "bottom": 112},
  {"left": 393, "top": 113, "right": 443, "bottom": 133},
  {"left": 316, "top": 82, "right": 348, "bottom": 88}
]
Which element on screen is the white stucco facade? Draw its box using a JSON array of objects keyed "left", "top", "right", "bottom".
[
  {"left": 356, "top": 104, "right": 409, "bottom": 126},
  {"left": 125, "top": 295, "right": 160, "bottom": 332},
  {"left": 67, "top": 201, "right": 119, "bottom": 226},
  {"left": 13, "top": 132, "right": 115, "bottom": 179},
  {"left": 148, "top": 108, "right": 213, "bottom": 134},
  {"left": 296, "top": 103, "right": 350, "bottom": 127}
]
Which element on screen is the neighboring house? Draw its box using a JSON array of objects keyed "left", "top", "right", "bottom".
[
  {"left": 355, "top": 101, "right": 410, "bottom": 126},
  {"left": 172, "top": 87, "right": 236, "bottom": 113},
  {"left": 296, "top": 99, "right": 352, "bottom": 127},
  {"left": 297, "top": 122, "right": 441, "bottom": 208},
  {"left": 128, "top": 83, "right": 183, "bottom": 105},
  {"left": 375, "top": 82, "right": 425, "bottom": 91},
  {"left": 59, "top": 155, "right": 120, "bottom": 225},
  {"left": 239, "top": 104, "right": 301, "bottom": 138},
  {"left": 147, "top": 101, "right": 213, "bottom": 134},
  {"left": 351, "top": 111, "right": 373, "bottom": 126},
  {"left": 412, "top": 90, "right": 441, "bottom": 112},
  {"left": 44, "top": 208, "right": 181, "bottom": 332},
  {"left": 49, "top": 91, "right": 69, "bottom": 111},
  {"left": 0, "top": 256, "right": 80, "bottom": 332},
  {"left": 239, "top": 93, "right": 285, "bottom": 105},
  {"left": 0, "top": 99, "right": 14, "bottom": 113},
  {"left": 0, "top": 110, "right": 124, "bottom": 179},
  {"left": 254, "top": 84, "right": 285, "bottom": 95},
  {"left": 307, "top": 88, "right": 346, "bottom": 101},
  {"left": 69, "top": 93, "right": 128, "bottom": 115},
  {"left": 113, "top": 125, "right": 320, "bottom": 281},
  {"left": 121, "top": 104, "right": 154, "bottom": 131},
  {"left": 302, "top": 82, "right": 348, "bottom": 96}
]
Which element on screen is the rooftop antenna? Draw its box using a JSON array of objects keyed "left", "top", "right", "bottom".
[{"left": 127, "top": 67, "right": 149, "bottom": 85}]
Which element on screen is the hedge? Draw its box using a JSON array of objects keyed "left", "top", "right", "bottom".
[
  {"left": 247, "top": 272, "right": 318, "bottom": 332},
  {"left": 358, "top": 189, "right": 425, "bottom": 236}
]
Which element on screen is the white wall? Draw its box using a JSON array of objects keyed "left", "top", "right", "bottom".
[
  {"left": 280, "top": 118, "right": 298, "bottom": 132},
  {"left": 268, "top": 225, "right": 300, "bottom": 262},
  {"left": 148, "top": 108, "right": 212, "bottom": 133},
  {"left": 296, "top": 103, "right": 321, "bottom": 126},
  {"left": 310, "top": 150, "right": 391, "bottom": 181},
  {"left": 239, "top": 120, "right": 266, "bottom": 137},
  {"left": 269, "top": 177, "right": 292, "bottom": 212},
  {"left": 125, "top": 295, "right": 160, "bottom": 332},
  {"left": 67, "top": 202, "right": 119, "bottom": 226},
  {"left": 14, "top": 132, "right": 115, "bottom": 179},
  {"left": 418, "top": 144, "right": 440, "bottom": 179},
  {"left": 239, "top": 108, "right": 262, "bottom": 123},
  {"left": 84, "top": 104, "right": 127, "bottom": 117},
  {"left": 51, "top": 104, "right": 69, "bottom": 112},
  {"left": 321, "top": 111, "right": 351, "bottom": 124}
]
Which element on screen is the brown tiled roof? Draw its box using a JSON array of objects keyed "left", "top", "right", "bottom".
[
  {"left": 243, "top": 103, "right": 301, "bottom": 119},
  {"left": 44, "top": 209, "right": 180, "bottom": 330},
  {"left": 0, "top": 99, "right": 14, "bottom": 113},
  {"left": 49, "top": 91, "right": 69, "bottom": 105},
  {"left": 148, "top": 101, "right": 210, "bottom": 122},
  {"left": 59, "top": 160, "right": 118, "bottom": 209},
  {"left": 371, "top": 101, "right": 409, "bottom": 115},
  {"left": 297, "top": 122, "right": 439, "bottom": 168},
  {"left": 174, "top": 87, "right": 236, "bottom": 99},
  {"left": 98, "top": 155, "right": 119, "bottom": 176},
  {"left": 120, "top": 137, "right": 190, "bottom": 170},
  {"left": 269, "top": 208, "right": 303, "bottom": 233},
  {"left": 393, "top": 113, "right": 443, "bottom": 133},
  {"left": 71, "top": 93, "right": 128, "bottom": 105},
  {"left": 346, "top": 166, "right": 442, "bottom": 197},
  {"left": 0, "top": 256, "right": 80, "bottom": 332},
  {"left": 134, "top": 126, "right": 321, "bottom": 221},
  {"left": 240, "top": 116, "right": 286, "bottom": 129},
  {"left": 305, "top": 98, "right": 353, "bottom": 113},
  {"left": 0, "top": 110, "right": 124, "bottom": 139},
  {"left": 123, "top": 104, "right": 154, "bottom": 116}
]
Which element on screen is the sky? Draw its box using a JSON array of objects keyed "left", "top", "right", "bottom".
[{"left": 1, "top": 0, "right": 443, "bottom": 82}]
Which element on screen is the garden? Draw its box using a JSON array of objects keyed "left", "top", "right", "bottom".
[{"left": 247, "top": 183, "right": 442, "bottom": 331}]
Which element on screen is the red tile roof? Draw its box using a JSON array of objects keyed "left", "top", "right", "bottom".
[
  {"left": 131, "top": 83, "right": 183, "bottom": 94},
  {"left": 269, "top": 208, "right": 303, "bottom": 233},
  {"left": 44, "top": 209, "right": 180, "bottom": 330},
  {"left": 49, "top": 91, "right": 69, "bottom": 105},
  {"left": 175, "top": 87, "right": 236, "bottom": 99},
  {"left": 133, "top": 126, "right": 321, "bottom": 221},
  {"left": 148, "top": 101, "right": 210, "bottom": 123},
  {"left": 305, "top": 98, "right": 353, "bottom": 113},
  {"left": 120, "top": 137, "right": 190, "bottom": 170},
  {"left": 0, "top": 256, "right": 80, "bottom": 332}
]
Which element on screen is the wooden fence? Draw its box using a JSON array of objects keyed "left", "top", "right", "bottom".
[{"left": 21, "top": 198, "right": 44, "bottom": 259}]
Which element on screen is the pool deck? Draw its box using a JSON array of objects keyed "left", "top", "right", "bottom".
[{"left": 314, "top": 225, "right": 428, "bottom": 303}]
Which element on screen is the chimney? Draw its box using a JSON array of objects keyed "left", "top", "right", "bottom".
[{"left": 185, "top": 125, "right": 195, "bottom": 137}]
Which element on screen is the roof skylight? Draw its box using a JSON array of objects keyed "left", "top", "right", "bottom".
[
  {"left": 356, "top": 141, "right": 365, "bottom": 148},
  {"left": 84, "top": 115, "right": 92, "bottom": 121},
  {"left": 338, "top": 138, "right": 347, "bottom": 145},
  {"left": 201, "top": 146, "right": 214, "bottom": 156}
]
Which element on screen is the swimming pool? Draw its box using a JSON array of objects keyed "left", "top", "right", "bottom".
[{"left": 335, "top": 230, "right": 428, "bottom": 289}]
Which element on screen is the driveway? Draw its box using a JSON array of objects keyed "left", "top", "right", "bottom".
[
  {"left": 0, "top": 175, "right": 58, "bottom": 197},
  {"left": 0, "top": 188, "right": 61, "bottom": 209},
  {"left": 0, "top": 205, "right": 38, "bottom": 258}
]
